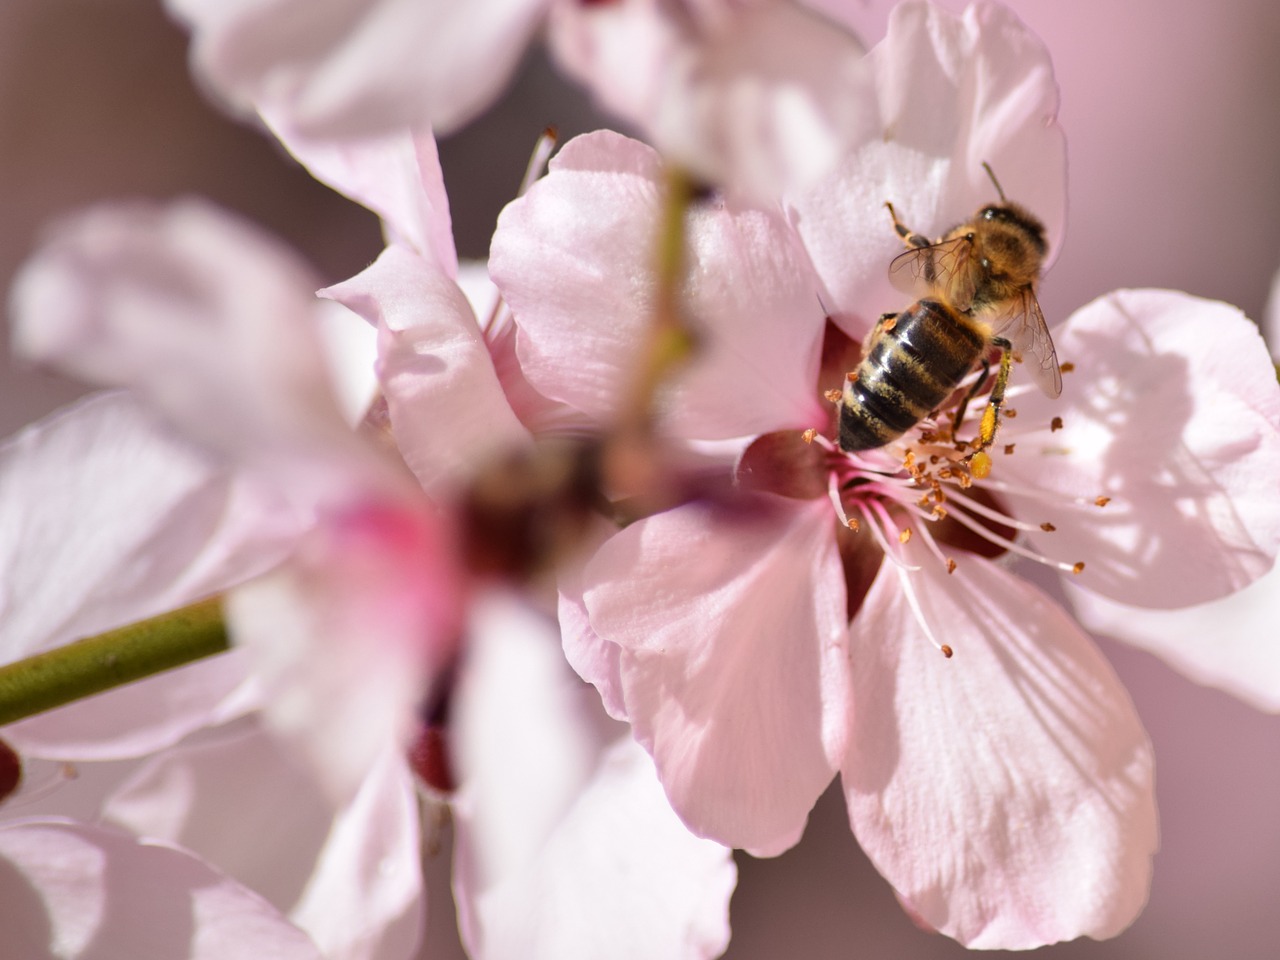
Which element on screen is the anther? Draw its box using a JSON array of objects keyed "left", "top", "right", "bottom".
[
  {"left": 847, "top": 518, "right": 861, "bottom": 532},
  {"left": 898, "top": 528, "right": 912, "bottom": 544},
  {"left": 1040, "top": 522, "right": 1056, "bottom": 532},
  {"left": 1004, "top": 408, "right": 1017, "bottom": 419},
  {"left": 1050, "top": 416, "right": 1064, "bottom": 432},
  {"left": 1060, "top": 361, "right": 1075, "bottom": 374},
  {"left": 846, "top": 371, "right": 859, "bottom": 383},
  {"left": 1095, "top": 496, "right": 1111, "bottom": 507},
  {"left": 946, "top": 558, "right": 957, "bottom": 574},
  {"left": 940, "top": 644, "right": 954, "bottom": 658},
  {"left": 802, "top": 428, "right": 818, "bottom": 444},
  {"left": 1072, "top": 561, "right": 1085, "bottom": 574},
  {"left": 823, "top": 389, "right": 841, "bottom": 403},
  {"left": 1004, "top": 443, "right": 1016, "bottom": 455}
]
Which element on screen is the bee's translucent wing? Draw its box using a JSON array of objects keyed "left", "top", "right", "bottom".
[
  {"left": 888, "top": 235, "right": 976, "bottom": 309},
  {"left": 994, "top": 288, "right": 1062, "bottom": 398}
]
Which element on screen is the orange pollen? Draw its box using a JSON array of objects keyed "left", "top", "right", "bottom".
[
  {"left": 801, "top": 428, "right": 818, "bottom": 444},
  {"left": 1040, "top": 522, "right": 1056, "bottom": 532},
  {"left": 1004, "top": 408, "right": 1018, "bottom": 419},
  {"left": 847, "top": 517, "right": 861, "bottom": 532},
  {"left": 946, "top": 558, "right": 957, "bottom": 574},
  {"left": 823, "top": 389, "right": 841, "bottom": 403},
  {"left": 846, "top": 371, "right": 859, "bottom": 383},
  {"left": 1072, "top": 561, "right": 1086, "bottom": 574},
  {"left": 898, "top": 528, "right": 912, "bottom": 544},
  {"left": 1095, "top": 496, "right": 1111, "bottom": 507}
]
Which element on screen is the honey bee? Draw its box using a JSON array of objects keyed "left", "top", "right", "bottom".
[{"left": 838, "top": 164, "right": 1061, "bottom": 470}]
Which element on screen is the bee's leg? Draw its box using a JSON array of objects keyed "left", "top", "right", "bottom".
[
  {"left": 950, "top": 358, "right": 991, "bottom": 442},
  {"left": 884, "top": 202, "right": 931, "bottom": 249},
  {"left": 964, "top": 338, "right": 1013, "bottom": 477}
]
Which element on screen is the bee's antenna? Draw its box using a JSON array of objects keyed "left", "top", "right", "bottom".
[{"left": 981, "top": 161, "right": 1008, "bottom": 204}]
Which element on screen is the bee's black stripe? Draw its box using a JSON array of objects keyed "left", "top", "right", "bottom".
[{"left": 839, "top": 300, "right": 985, "bottom": 452}]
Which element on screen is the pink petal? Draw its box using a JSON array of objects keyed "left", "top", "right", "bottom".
[
  {"left": 557, "top": 523, "right": 627, "bottom": 722},
  {"left": 451, "top": 592, "right": 734, "bottom": 960},
  {"left": 323, "top": 245, "right": 531, "bottom": 498},
  {"left": 10, "top": 200, "right": 383, "bottom": 508},
  {"left": 1066, "top": 559, "right": 1280, "bottom": 713},
  {"left": 843, "top": 551, "right": 1157, "bottom": 948},
  {"left": 0, "top": 818, "right": 322, "bottom": 959},
  {"left": 582, "top": 497, "right": 849, "bottom": 852},
  {"left": 490, "top": 130, "right": 829, "bottom": 439},
  {"left": 264, "top": 118, "right": 458, "bottom": 276},
  {"left": 104, "top": 722, "right": 423, "bottom": 960},
  {"left": 998, "top": 289, "right": 1280, "bottom": 608},
  {"left": 166, "top": 0, "right": 546, "bottom": 137},
  {"left": 785, "top": 1, "right": 1066, "bottom": 328},
  {"left": 549, "top": 0, "right": 874, "bottom": 204},
  {"left": 0, "top": 392, "right": 300, "bottom": 759},
  {"left": 226, "top": 499, "right": 463, "bottom": 803}
]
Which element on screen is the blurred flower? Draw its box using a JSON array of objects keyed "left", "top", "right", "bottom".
[
  {"left": 0, "top": 818, "right": 326, "bottom": 959},
  {"left": 166, "top": 0, "right": 872, "bottom": 202},
  {"left": 486, "top": 3, "right": 1280, "bottom": 948},
  {"left": 3, "top": 125, "right": 736, "bottom": 956}
]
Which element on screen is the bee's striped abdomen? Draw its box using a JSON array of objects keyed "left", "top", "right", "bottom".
[{"left": 838, "top": 299, "right": 985, "bottom": 452}]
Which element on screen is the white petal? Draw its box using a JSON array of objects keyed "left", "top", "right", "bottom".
[
  {"left": 451, "top": 591, "right": 734, "bottom": 960},
  {"left": 167, "top": 0, "right": 546, "bottom": 136},
  {"left": 0, "top": 818, "right": 322, "bottom": 959}
]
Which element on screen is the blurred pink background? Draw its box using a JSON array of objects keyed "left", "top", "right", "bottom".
[{"left": 3, "top": 1, "right": 1279, "bottom": 957}]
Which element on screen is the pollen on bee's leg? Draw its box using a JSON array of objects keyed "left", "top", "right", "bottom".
[{"left": 970, "top": 450, "right": 992, "bottom": 479}]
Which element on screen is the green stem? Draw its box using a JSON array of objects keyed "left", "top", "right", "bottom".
[{"left": 0, "top": 597, "right": 229, "bottom": 727}]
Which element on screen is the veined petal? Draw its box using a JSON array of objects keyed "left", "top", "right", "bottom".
[
  {"left": 451, "top": 591, "right": 734, "bottom": 960},
  {"left": 843, "top": 550, "right": 1156, "bottom": 949},
  {"left": 582, "top": 496, "right": 849, "bottom": 852},
  {"left": 166, "top": 0, "right": 545, "bottom": 137},
  {"left": 999, "top": 289, "right": 1280, "bottom": 608},
  {"left": 10, "top": 200, "right": 387, "bottom": 508},
  {"left": 0, "top": 818, "right": 323, "bottom": 959},
  {"left": 786, "top": 0, "right": 1066, "bottom": 329},
  {"left": 324, "top": 245, "right": 531, "bottom": 499},
  {"left": 491, "top": 130, "right": 828, "bottom": 439}
]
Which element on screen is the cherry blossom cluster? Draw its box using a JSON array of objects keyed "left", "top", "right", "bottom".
[{"left": 3, "top": 1, "right": 1280, "bottom": 958}]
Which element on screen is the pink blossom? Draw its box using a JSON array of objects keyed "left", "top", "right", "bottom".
[{"left": 484, "top": 4, "right": 1280, "bottom": 947}]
